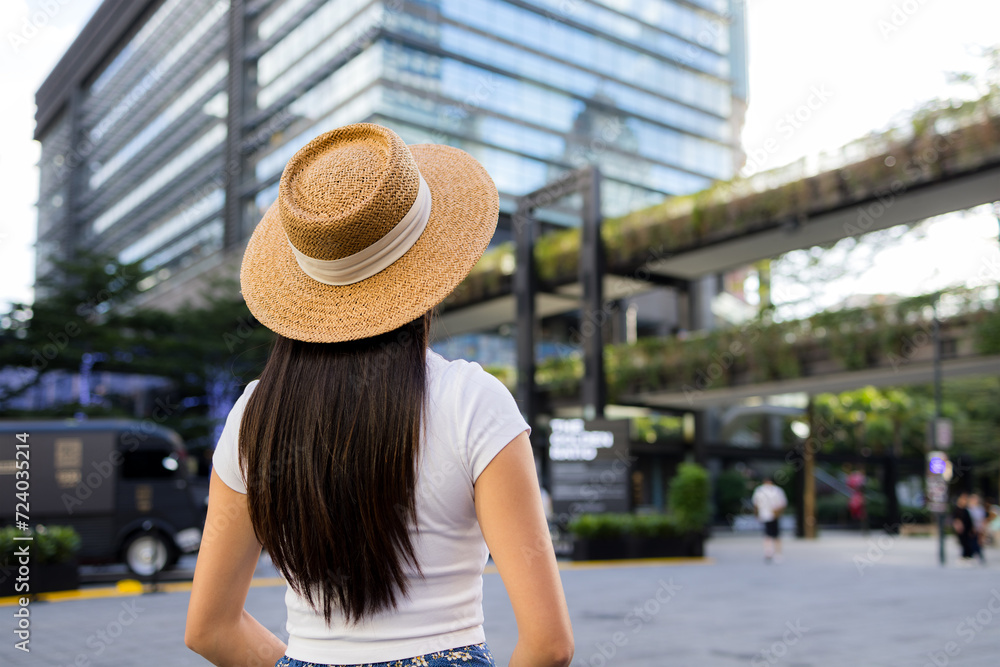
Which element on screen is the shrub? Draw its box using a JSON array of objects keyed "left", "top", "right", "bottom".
[
  {"left": 0, "top": 525, "right": 81, "bottom": 565},
  {"left": 566, "top": 513, "right": 682, "bottom": 538},
  {"left": 632, "top": 513, "right": 680, "bottom": 538},
  {"left": 566, "top": 513, "right": 629, "bottom": 539},
  {"left": 669, "top": 463, "right": 711, "bottom": 533},
  {"left": 715, "top": 469, "right": 748, "bottom": 520}
]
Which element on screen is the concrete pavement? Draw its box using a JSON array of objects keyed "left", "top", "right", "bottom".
[{"left": 1, "top": 532, "right": 998, "bottom": 666}]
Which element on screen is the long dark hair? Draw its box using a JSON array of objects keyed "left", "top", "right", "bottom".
[{"left": 238, "top": 312, "right": 431, "bottom": 624}]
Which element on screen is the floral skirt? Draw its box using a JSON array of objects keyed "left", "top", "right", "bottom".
[{"left": 274, "top": 643, "right": 495, "bottom": 667}]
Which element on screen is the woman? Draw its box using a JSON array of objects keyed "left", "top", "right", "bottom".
[{"left": 185, "top": 124, "right": 574, "bottom": 666}]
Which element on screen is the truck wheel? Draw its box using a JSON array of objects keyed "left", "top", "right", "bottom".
[{"left": 123, "top": 531, "right": 171, "bottom": 576}]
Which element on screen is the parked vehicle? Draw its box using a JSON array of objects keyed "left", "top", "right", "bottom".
[{"left": 0, "top": 419, "right": 203, "bottom": 576}]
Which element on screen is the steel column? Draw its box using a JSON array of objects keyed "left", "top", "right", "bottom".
[
  {"left": 223, "top": 0, "right": 247, "bottom": 248},
  {"left": 65, "top": 86, "right": 85, "bottom": 262},
  {"left": 579, "top": 166, "right": 605, "bottom": 420}
]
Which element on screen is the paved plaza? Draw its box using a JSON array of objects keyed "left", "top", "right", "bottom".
[{"left": 2, "top": 533, "right": 998, "bottom": 666}]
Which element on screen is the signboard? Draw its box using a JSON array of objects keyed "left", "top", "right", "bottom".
[
  {"left": 548, "top": 418, "right": 631, "bottom": 517},
  {"left": 925, "top": 450, "right": 949, "bottom": 513}
]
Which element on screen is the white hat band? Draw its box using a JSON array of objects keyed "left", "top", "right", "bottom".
[{"left": 288, "top": 175, "right": 432, "bottom": 286}]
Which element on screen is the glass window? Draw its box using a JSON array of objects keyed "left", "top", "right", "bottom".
[
  {"left": 438, "top": 0, "right": 729, "bottom": 116},
  {"left": 121, "top": 446, "right": 179, "bottom": 479},
  {"left": 118, "top": 189, "right": 224, "bottom": 265},
  {"left": 257, "top": 0, "right": 316, "bottom": 40},
  {"left": 528, "top": 0, "right": 728, "bottom": 71},
  {"left": 92, "top": 123, "right": 226, "bottom": 234},
  {"left": 89, "top": 0, "right": 188, "bottom": 94},
  {"left": 141, "top": 218, "right": 224, "bottom": 271},
  {"left": 591, "top": 0, "right": 729, "bottom": 50},
  {"left": 256, "top": 0, "right": 376, "bottom": 104},
  {"left": 381, "top": 44, "right": 729, "bottom": 182},
  {"left": 432, "top": 24, "right": 729, "bottom": 142},
  {"left": 90, "top": 59, "right": 229, "bottom": 190},
  {"left": 89, "top": 1, "right": 228, "bottom": 144}
]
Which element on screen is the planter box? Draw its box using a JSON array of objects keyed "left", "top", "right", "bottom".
[
  {"left": 571, "top": 537, "right": 631, "bottom": 561},
  {"left": 0, "top": 561, "right": 79, "bottom": 598},
  {"left": 572, "top": 534, "right": 705, "bottom": 561}
]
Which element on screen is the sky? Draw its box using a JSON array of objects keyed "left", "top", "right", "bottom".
[{"left": 1, "top": 0, "right": 999, "bottom": 313}]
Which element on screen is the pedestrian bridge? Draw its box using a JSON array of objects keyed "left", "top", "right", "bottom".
[
  {"left": 486, "top": 285, "right": 1000, "bottom": 410},
  {"left": 438, "top": 93, "right": 1000, "bottom": 337}
]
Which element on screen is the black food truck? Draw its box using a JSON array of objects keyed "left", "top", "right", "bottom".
[{"left": 0, "top": 419, "right": 204, "bottom": 576}]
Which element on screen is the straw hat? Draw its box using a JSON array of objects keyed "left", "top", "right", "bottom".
[{"left": 240, "top": 123, "right": 499, "bottom": 342}]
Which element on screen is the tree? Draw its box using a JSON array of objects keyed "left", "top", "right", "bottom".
[
  {"left": 812, "top": 386, "right": 935, "bottom": 459},
  {"left": 0, "top": 252, "right": 273, "bottom": 455}
]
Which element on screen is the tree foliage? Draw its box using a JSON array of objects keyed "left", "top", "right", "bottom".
[
  {"left": 0, "top": 252, "right": 273, "bottom": 452},
  {"left": 813, "top": 381, "right": 1000, "bottom": 465}
]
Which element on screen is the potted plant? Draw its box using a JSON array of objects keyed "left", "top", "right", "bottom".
[
  {"left": 0, "top": 525, "right": 81, "bottom": 597},
  {"left": 567, "top": 463, "right": 711, "bottom": 560},
  {"left": 567, "top": 513, "right": 630, "bottom": 561},
  {"left": 669, "top": 463, "right": 711, "bottom": 557},
  {"left": 630, "top": 513, "right": 686, "bottom": 558}
]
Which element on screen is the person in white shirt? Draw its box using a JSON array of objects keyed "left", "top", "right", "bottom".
[
  {"left": 752, "top": 476, "right": 788, "bottom": 562},
  {"left": 185, "top": 124, "right": 573, "bottom": 667}
]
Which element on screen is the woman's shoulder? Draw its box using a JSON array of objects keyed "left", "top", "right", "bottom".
[
  {"left": 426, "top": 350, "right": 509, "bottom": 397},
  {"left": 237, "top": 378, "right": 261, "bottom": 405}
]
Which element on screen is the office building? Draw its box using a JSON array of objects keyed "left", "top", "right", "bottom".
[{"left": 34, "top": 0, "right": 747, "bottom": 308}]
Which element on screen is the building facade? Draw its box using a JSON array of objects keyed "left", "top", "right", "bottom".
[{"left": 35, "top": 0, "right": 748, "bottom": 306}]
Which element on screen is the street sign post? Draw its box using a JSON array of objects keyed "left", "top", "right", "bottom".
[
  {"left": 926, "top": 419, "right": 952, "bottom": 450},
  {"left": 926, "top": 450, "right": 950, "bottom": 565}
]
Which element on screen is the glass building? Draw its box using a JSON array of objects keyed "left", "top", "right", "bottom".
[{"left": 35, "top": 0, "right": 747, "bottom": 303}]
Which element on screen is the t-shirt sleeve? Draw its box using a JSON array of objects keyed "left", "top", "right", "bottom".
[
  {"left": 211, "top": 381, "right": 259, "bottom": 494},
  {"left": 460, "top": 364, "right": 531, "bottom": 483}
]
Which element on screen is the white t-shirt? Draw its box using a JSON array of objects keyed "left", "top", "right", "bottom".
[
  {"left": 212, "top": 350, "right": 530, "bottom": 663},
  {"left": 751, "top": 483, "right": 787, "bottom": 522}
]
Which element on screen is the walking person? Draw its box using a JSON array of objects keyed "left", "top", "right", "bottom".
[
  {"left": 185, "top": 124, "right": 574, "bottom": 667},
  {"left": 968, "top": 494, "right": 987, "bottom": 563},
  {"left": 752, "top": 475, "right": 788, "bottom": 563},
  {"left": 952, "top": 493, "right": 976, "bottom": 563}
]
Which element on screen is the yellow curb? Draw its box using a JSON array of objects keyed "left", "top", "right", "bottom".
[
  {"left": 0, "top": 559, "right": 709, "bottom": 606},
  {"left": 557, "top": 557, "right": 714, "bottom": 570},
  {"left": 0, "top": 576, "right": 290, "bottom": 607}
]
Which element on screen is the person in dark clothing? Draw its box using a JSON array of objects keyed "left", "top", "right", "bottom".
[{"left": 952, "top": 493, "right": 975, "bottom": 561}]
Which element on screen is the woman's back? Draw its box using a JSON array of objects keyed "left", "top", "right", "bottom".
[{"left": 212, "top": 352, "right": 529, "bottom": 663}]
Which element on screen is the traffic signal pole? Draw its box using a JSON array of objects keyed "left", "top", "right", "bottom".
[{"left": 932, "top": 296, "right": 944, "bottom": 566}]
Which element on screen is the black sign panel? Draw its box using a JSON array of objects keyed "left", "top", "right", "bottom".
[{"left": 549, "top": 418, "right": 631, "bottom": 518}]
